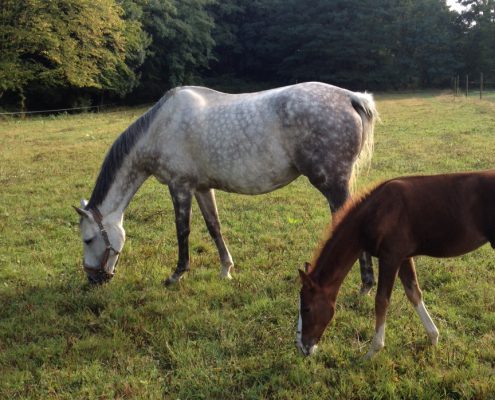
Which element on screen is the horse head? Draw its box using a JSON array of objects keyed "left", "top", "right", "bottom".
[
  {"left": 296, "top": 263, "right": 335, "bottom": 356},
  {"left": 73, "top": 199, "right": 125, "bottom": 284}
]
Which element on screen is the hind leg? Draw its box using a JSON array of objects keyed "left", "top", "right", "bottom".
[
  {"left": 359, "top": 252, "right": 375, "bottom": 295},
  {"left": 164, "top": 185, "right": 193, "bottom": 285},
  {"left": 311, "top": 177, "right": 375, "bottom": 294},
  {"left": 195, "top": 189, "right": 234, "bottom": 279},
  {"left": 399, "top": 258, "right": 439, "bottom": 345}
]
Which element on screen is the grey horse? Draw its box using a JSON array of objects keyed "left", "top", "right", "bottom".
[{"left": 73, "top": 82, "right": 378, "bottom": 290}]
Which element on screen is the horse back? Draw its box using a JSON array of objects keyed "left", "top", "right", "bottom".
[
  {"left": 362, "top": 171, "right": 495, "bottom": 258},
  {"left": 147, "top": 83, "right": 367, "bottom": 193}
]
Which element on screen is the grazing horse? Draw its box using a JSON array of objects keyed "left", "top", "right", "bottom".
[
  {"left": 297, "top": 170, "right": 495, "bottom": 357},
  {"left": 73, "top": 82, "right": 378, "bottom": 286}
]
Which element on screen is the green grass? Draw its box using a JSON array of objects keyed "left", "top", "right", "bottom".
[{"left": 1, "top": 92, "right": 495, "bottom": 399}]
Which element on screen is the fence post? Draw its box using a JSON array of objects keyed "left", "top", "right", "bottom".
[
  {"left": 465, "top": 74, "right": 469, "bottom": 97},
  {"left": 480, "top": 72, "right": 483, "bottom": 99}
]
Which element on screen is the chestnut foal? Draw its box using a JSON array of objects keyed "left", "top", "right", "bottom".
[{"left": 297, "top": 170, "right": 495, "bottom": 357}]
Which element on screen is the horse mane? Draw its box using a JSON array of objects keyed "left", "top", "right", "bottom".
[
  {"left": 86, "top": 89, "right": 176, "bottom": 209},
  {"left": 310, "top": 181, "right": 382, "bottom": 269}
]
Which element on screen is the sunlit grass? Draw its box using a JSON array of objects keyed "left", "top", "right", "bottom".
[{"left": 1, "top": 92, "right": 495, "bottom": 398}]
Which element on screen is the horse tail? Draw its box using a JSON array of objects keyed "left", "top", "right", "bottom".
[{"left": 349, "top": 92, "right": 379, "bottom": 191}]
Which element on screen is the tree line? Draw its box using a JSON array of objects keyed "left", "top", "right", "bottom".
[{"left": 0, "top": 0, "right": 494, "bottom": 111}]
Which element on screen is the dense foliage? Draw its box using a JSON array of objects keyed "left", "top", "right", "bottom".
[
  {"left": 0, "top": 0, "right": 493, "bottom": 109},
  {"left": 0, "top": 0, "right": 147, "bottom": 109}
]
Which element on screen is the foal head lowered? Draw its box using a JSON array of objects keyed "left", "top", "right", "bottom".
[
  {"left": 74, "top": 200, "right": 125, "bottom": 284},
  {"left": 296, "top": 263, "right": 336, "bottom": 356}
]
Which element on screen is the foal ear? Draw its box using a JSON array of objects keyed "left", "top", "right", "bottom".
[
  {"left": 298, "top": 269, "right": 316, "bottom": 288},
  {"left": 304, "top": 261, "right": 312, "bottom": 273}
]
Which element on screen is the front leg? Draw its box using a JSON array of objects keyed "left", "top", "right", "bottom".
[
  {"left": 195, "top": 189, "right": 234, "bottom": 279},
  {"left": 164, "top": 186, "right": 193, "bottom": 285},
  {"left": 365, "top": 257, "right": 400, "bottom": 358}
]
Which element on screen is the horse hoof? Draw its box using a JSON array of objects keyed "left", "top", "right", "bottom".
[
  {"left": 163, "top": 278, "right": 175, "bottom": 286},
  {"left": 220, "top": 272, "right": 233, "bottom": 280},
  {"left": 164, "top": 275, "right": 180, "bottom": 286},
  {"left": 220, "top": 265, "right": 233, "bottom": 280},
  {"left": 359, "top": 284, "right": 373, "bottom": 296},
  {"left": 429, "top": 331, "right": 439, "bottom": 346}
]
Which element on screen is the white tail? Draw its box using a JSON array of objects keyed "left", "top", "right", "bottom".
[{"left": 349, "top": 92, "right": 379, "bottom": 191}]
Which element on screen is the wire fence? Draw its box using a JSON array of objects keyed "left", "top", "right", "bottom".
[
  {"left": 452, "top": 73, "right": 495, "bottom": 100},
  {"left": 0, "top": 103, "right": 116, "bottom": 117},
  {"left": 2, "top": 76, "right": 495, "bottom": 118}
]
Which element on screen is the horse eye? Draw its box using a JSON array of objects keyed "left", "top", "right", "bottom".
[
  {"left": 302, "top": 307, "right": 311, "bottom": 313},
  {"left": 84, "top": 238, "right": 94, "bottom": 245}
]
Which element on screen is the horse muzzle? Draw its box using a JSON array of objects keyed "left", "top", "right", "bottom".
[
  {"left": 81, "top": 206, "right": 120, "bottom": 285},
  {"left": 296, "top": 336, "right": 318, "bottom": 356},
  {"left": 83, "top": 263, "right": 115, "bottom": 285}
]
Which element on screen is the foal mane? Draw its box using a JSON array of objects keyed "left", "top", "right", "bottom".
[
  {"left": 309, "top": 182, "right": 380, "bottom": 269},
  {"left": 86, "top": 89, "right": 176, "bottom": 210}
]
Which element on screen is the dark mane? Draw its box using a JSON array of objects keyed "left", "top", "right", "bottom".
[{"left": 86, "top": 90, "right": 175, "bottom": 209}]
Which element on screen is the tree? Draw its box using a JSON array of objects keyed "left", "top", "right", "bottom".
[
  {"left": 458, "top": 0, "right": 495, "bottom": 75},
  {"left": 388, "top": 0, "right": 459, "bottom": 87},
  {"left": 0, "top": 0, "right": 148, "bottom": 109},
  {"left": 127, "top": 0, "right": 216, "bottom": 99},
  {"left": 206, "top": 0, "right": 458, "bottom": 90},
  {"left": 207, "top": 0, "right": 247, "bottom": 76}
]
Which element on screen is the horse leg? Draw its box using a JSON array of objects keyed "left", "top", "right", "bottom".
[
  {"left": 399, "top": 258, "right": 439, "bottom": 345},
  {"left": 365, "top": 257, "right": 400, "bottom": 358},
  {"left": 314, "top": 178, "right": 375, "bottom": 294},
  {"left": 195, "top": 189, "right": 234, "bottom": 279},
  {"left": 164, "top": 186, "right": 193, "bottom": 285},
  {"left": 358, "top": 252, "right": 374, "bottom": 295}
]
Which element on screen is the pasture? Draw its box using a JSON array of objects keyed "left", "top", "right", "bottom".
[{"left": 1, "top": 91, "right": 495, "bottom": 399}]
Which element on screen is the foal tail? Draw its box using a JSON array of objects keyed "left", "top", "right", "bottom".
[{"left": 349, "top": 92, "right": 378, "bottom": 191}]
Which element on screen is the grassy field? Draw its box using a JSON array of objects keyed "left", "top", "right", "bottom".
[{"left": 1, "top": 91, "right": 495, "bottom": 399}]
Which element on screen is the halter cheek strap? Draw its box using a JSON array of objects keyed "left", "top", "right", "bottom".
[{"left": 83, "top": 207, "right": 120, "bottom": 279}]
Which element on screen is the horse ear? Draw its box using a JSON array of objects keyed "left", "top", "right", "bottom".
[
  {"left": 73, "top": 205, "right": 91, "bottom": 219},
  {"left": 304, "top": 262, "right": 311, "bottom": 273},
  {"left": 298, "top": 269, "right": 316, "bottom": 288},
  {"left": 298, "top": 269, "right": 307, "bottom": 283}
]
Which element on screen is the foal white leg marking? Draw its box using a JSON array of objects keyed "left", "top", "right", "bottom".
[
  {"left": 415, "top": 301, "right": 439, "bottom": 345},
  {"left": 365, "top": 323, "right": 385, "bottom": 358}
]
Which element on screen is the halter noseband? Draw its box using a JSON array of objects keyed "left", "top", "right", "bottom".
[{"left": 83, "top": 207, "right": 120, "bottom": 280}]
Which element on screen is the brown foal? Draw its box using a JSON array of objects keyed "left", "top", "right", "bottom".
[{"left": 296, "top": 170, "right": 495, "bottom": 357}]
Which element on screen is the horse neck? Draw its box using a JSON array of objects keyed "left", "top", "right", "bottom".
[
  {"left": 98, "top": 161, "right": 149, "bottom": 218},
  {"left": 87, "top": 138, "right": 151, "bottom": 219},
  {"left": 311, "top": 213, "right": 363, "bottom": 300},
  {"left": 86, "top": 97, "right": 171, "bottom": 218}
]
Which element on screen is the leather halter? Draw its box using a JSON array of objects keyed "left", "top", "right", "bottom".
[{"left": 83, "top": 207, "right": 120, "bottom": 280}]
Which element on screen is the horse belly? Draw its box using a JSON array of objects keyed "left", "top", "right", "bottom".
[
  {"left": 193, "top": 116, "right": 299, "bottom": 193},
  {"left": 417, "top": 231, "right": 487, "bottom": 258},
  {"left": 202, "top": 153, "right": 299, "bottom": 194}
]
